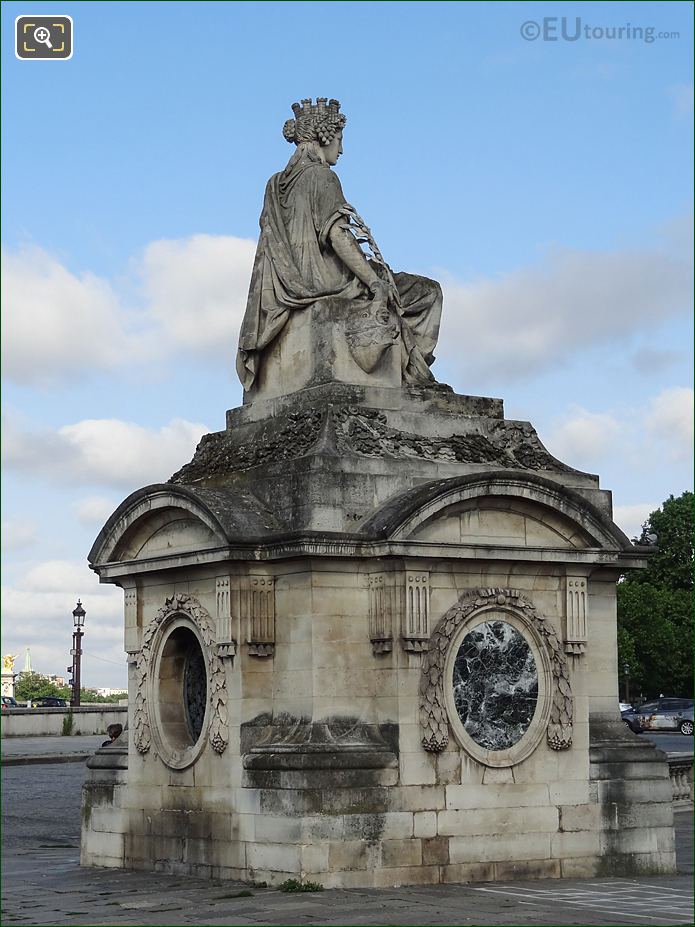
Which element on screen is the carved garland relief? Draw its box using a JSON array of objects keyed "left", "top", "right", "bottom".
[
  {"left": 134, "top": 593, "right": 228, "bottom": 759},
  {"left": 171, "top": 406, "right": 570, "bottom": 485},
  {"left": 332, "top": 407, "right": 569, "bottom": 470},
  {"left": 419, "top": 588, "right": 573, "bottom": 763}
]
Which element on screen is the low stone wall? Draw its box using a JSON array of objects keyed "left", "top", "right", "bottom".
[
  {"left": 668, "top": 755, "right": 694, "bottom": 804},
  {"left": 1, "top": 705, "right": 127, "bottom": 738}
]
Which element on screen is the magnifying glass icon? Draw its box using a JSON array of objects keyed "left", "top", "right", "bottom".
[{"left": 33, "top": 26, "right": 53, "bottom": 49}]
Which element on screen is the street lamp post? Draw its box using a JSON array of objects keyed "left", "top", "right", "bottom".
[
  {"left": 623, "top": 661, "right": 630, "bottom": 705},
  {"left": 70, "top": 600, "right": 86, "bottom": 708}
]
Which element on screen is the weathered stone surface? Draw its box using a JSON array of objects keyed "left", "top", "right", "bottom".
[
  {"left": 81, "top": 98, "right": 671, "bottom": 889},
  {"left": 240, "top": 298, "right": 404, "bottom": 400},
  {"left": 82, "top": 519, "right": 668, "bottom": 886},
  {"left": 170, "top": 383, "right": 579, "bottom": 510},
  {"left": 588, "top": 716, "right": 676, "bottom": 873},
  {"left": 237, "top": 99, "right": 441, "bottom": 397},
  {"left": 422, "top": 835, "right": 450, "bottom": 865}
]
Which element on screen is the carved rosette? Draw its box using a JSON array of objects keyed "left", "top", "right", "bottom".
[
  {"left": 419, "top": 588, "right": 573, "bottom": 755},
  {"left": 133, "top": 593, "right": 228, "bottom": 756}
]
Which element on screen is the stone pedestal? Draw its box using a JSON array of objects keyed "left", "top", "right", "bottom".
[
  {"left": 1, "top": 672, "right": 15, "bottom": 698},
  {"left": 588, "top": 718, "right": 675, "bottom": 876},
  {"left": 243, "top": 298, "right": 403, "bottom": 405},
  {"left": 82, "top": 373, "right": 674, "bottom": 886}
]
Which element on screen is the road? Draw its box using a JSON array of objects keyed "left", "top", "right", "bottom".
[
  {"left": 1, "top": 735, "right": 104, "bottom": 759},
  {"left": 641, "top": 731, "right": 693, "bottom": 755},
  {"left": 2, "top": 762, "right": 83, "bottom": 849},
  {"left": 1, "top": 761, "right": 692, "bottom": 926}
]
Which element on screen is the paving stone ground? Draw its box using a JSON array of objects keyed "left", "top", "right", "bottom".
[
  {"left": 2, "top": 735, "right": 104, "bottom": 767},
  {"left": 1, "top": 761, "right": 692, "bottom": 926},
  {"left": 2, "top": 735, "right": 105, "bottom": 757}
]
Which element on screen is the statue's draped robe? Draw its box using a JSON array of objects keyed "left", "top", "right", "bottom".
[{"left": 236, "top": 151, "right": 442, "bottom": 389}]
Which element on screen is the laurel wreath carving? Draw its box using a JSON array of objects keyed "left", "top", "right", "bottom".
[
  {"left": 134, "top": 593, "right": 228, "bottom": 756},
  {"left": 419, "top": 588, "right": 573, "bottom": 754}
]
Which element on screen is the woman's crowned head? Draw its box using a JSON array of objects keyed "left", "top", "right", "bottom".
[{"left": 283, "top": 98, "right": 347, "bottom": 147}]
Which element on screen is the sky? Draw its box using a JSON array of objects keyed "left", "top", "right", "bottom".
[{"left": 2, "top": 0, "right": 693, "bottom": 688}]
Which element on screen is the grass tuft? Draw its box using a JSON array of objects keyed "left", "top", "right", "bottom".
[{"left": 278, "top": 878, "right": 324, "bottom": 893}]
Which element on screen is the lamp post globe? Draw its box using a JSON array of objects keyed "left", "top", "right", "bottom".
[{"left": 73, "top": 600, "right": 86, "bottom": 628}]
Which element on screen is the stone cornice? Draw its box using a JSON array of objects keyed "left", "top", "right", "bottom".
[{"left": 91, "top": 535, "right": 650, "bottom": 582}]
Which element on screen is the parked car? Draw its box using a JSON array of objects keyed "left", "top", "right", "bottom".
[
  {"left": 622, "top": 698, "right": 693, "bottom": 735},
  {"left": 31, "top": 697, "right": 69, "bottom": 708},
  {"left": 1, "top": 696, "right": 19, "bottom": 710},
  {"left": 621, "top": 705, "right": 643, "bottom": 733},
  {"left": 676, "top": 708, "right": 694, "bottom": 736}
]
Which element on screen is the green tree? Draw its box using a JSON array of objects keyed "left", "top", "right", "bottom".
[
  {"left": 617, "top": 491, "right": 693, "bottom": 700},
  {"left": 14, "top": 673, "right": 65, "bottom": 701},
  {"left": 13, "top": 676, "right": 126, "bottom": 704},
  {"left": 631, "top": 492, "right": 694, "bottom": 590},
  {"left": 77, "top": 689, "right": 126, "bottom": 704}
]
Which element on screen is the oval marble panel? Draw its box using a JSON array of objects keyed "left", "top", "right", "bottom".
[
  {"left": 452, "top": 619, "right": 538, "bottom": 750},
  {"left": 184, "top": 641, "right": 207, "bottom": 743}
]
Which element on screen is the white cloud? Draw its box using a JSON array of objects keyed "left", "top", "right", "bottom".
[
  {"left": 543, "top": 406, "right": 623, "bottom": 469},
  {"left": 75, "top": 496, "right": 120, "bottom": 526},
  {"left": 1, "top": 559, "right": 126, "bottom": 688},
  {"left": 1, "top": 247, "right": 137, "bottom": 385},
  {"left": 1, "top": 519, "right": 37, "bottom": 552},
  {"left": 644, "top": 387, "right": 694, "bottom": 461},
  {"left": 439, "top": 235, "right": 692, "bottom": 384},
  {"left": 540, "top": 386, "right": 693, "bottom": 491},
  {"left": 139, "top": 234, "right": 255, "bottom": 355},
  {"left": 18, "top": 559, "right": 93, "bottom": 593},
  {"left": 2, "top": 235, "right": 256, "bottom": 386},
  {"left": 3, "top": 223, "right": 691, "bottom": 390},
  {"left": 2, "top": 411, "right": 210, "bottom": 489},
  {"left": 613, "top": 503, "right": 658, "bottom": 542}
]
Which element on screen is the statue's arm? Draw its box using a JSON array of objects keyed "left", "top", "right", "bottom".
[{"left": 328, "top": 222, "right": 386, "bottom": 298}]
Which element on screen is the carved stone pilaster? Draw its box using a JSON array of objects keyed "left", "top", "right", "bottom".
[
  {"left": 123, "top": 586, "right": 139, "bottom": 653},
  {"left": 368, "top": 573, "right": 393, "bottom": 655},
  {"left": 565, "top": 574, "right": 588, "bottom": 656},
  {"left": 243, "top": 575, "right": 275, "bottom": 657},
  {"left": 124, "top": 589, "right": 137, "bottom": 623},
  {"left": 401, "top": 571, "right": 430, "bottom": 653},
  {"left": 215, "top": 576, "right": 237, "bottom": 660}
]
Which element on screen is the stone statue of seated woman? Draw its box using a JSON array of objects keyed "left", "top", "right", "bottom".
[{"left": 236, "top": 98, "right": 443, "bottom": 400}]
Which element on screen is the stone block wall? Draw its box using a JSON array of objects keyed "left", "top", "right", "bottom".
[
  {"left": 2, "top": 705, "right": 127, "bottom": 738},
  {"left": 81, "top": 552, "right": 675, "bottom": 885}
]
